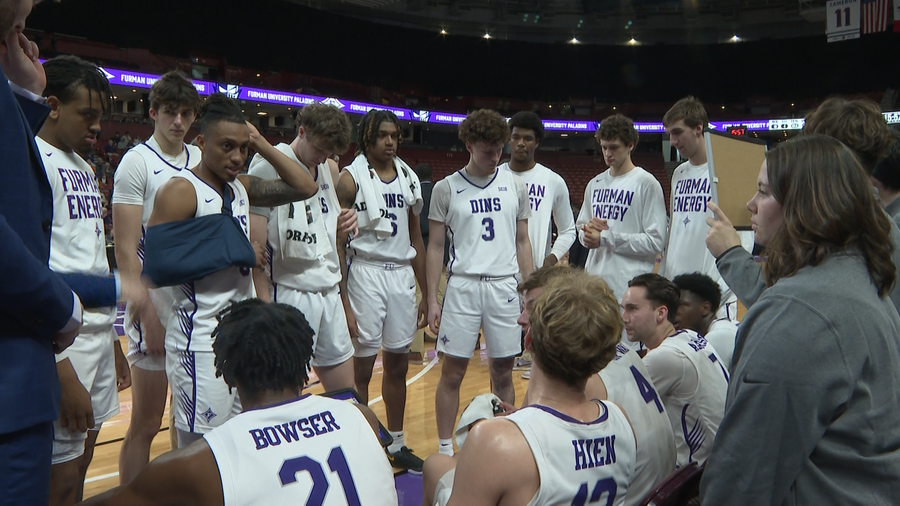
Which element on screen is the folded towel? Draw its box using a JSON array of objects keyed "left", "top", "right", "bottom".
[
  {"left": 454, "top": 393, "right": 502, "bottom": 448},
  {"left": 276, "top": 182, "right": 333, "bottom": 260},
  {"left": 345, "top": 154, "right": 424, "bottom": 239}
]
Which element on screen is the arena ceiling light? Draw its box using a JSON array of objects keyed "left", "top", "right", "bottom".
[
  {"left": 483, "top": 32, "right": 491, "bottom": 39},
  {"left": 730, "top": 34, "right": 741, "bottom": 42},
  {"left": 569, "top": 37, "right": 580, "bottom": 44}
]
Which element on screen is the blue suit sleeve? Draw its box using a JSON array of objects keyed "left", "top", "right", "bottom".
[
  {"left": 0, "top": 212, "right": 75, "bottom": 335},
  {"left": 57, "top": 273, "right": 118, "bottom": 309}
]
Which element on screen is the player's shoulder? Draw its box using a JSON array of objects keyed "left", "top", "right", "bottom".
[
  {"left": 186, "top": 143, "right": 202, "bottom": 160},
  {"left": 158, "top": 173, "right": 197, "bottom": 198}
]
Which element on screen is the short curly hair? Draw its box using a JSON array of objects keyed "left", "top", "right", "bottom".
[
  {"left": 296, "top": 103, "right": 352, "bottom": 154},
  {"left": 802, "top": 97, "right": 894, "bottom": 174},
  {"left": 458, "top": 109, "right": 510, "bottom": 145},
  {"left": 597, "top": 114, "right": 639, "bottom": 147}
]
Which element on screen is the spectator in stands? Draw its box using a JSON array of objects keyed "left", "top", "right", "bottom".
[
  {"left": 423, "top": 271, "right": 636, "bottom": 506},
  {"left": 701, "top": 135, "right": 900, "bottom": 505},
  {"left": 117, "top": 130, "right": 131, "bottom": 150},
  {"left": 111, "top": 131, "right": 121, "bottom": 145},
  {"left": 672, "top": 272, "right": 738, "bottom": 371},
  {"left": 104, "top": 138, "right": 116, "bottom": 155}
]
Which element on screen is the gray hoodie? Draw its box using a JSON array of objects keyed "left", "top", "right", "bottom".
[{"left": 700, "top": 251, "right": 900, "bottom": 505}]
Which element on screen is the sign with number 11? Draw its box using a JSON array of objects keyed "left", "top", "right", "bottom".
[{"left": 827, "top": 0, "right": 861, "bottom": 42}]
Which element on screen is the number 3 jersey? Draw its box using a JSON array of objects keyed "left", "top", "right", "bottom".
[
  {"left": 599, "top": 344, "right": 677, "bottom": 506},
  {"left": 204, "top": 394, "right": 398, "bottom": 506},
  {"left": 505, "top": 402, "right": 636, "bottom": 506},
  {"left": 430, "top": 168, "right": 530, "bottom": 277}
]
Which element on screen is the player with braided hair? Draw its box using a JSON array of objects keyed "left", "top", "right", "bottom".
[
  {"left": 82, "top": 299, "right": 398, "bottom": 505},
  {"left": 336, "top": 108, "right": 427, "bottom": 472}
]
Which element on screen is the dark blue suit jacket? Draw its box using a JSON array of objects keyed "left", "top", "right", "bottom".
[{"left": 0, "top": 71, "right": 116, "bottom": 434}]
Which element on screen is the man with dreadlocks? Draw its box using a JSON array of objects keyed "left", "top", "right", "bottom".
[
  {"left": 144, "top": 93, "right": 321, "bottom": 449},
  {"left": 36, "top": 55, "right": 131, "bottom": 506},
  {"left": 82, "top": 299, "right": 399, "bottom": 505},
  {"left": 335, "top": 108, "right": 426, "bottom": 473}
]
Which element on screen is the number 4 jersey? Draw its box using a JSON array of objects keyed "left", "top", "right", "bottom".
[{"left": 204, "top": 394, "right": 398, "bottom": 506}]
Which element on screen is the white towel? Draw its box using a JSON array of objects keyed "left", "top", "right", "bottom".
[
  {"left": 277, "top": 184, "right": 332, "bottom": 261},
  {"left": 345, "top": 154, "right": 424, "bottom": 240},
  {"left": 454, "top": 393, "right": 502, "bottom": 448}
]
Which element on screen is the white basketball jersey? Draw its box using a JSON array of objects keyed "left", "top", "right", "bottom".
[
  {"left": 599, "top": 344, "right": 677, "bottom": 506},
  {"left": 164, "top": 171, "right": 254, "bottom": 353},
  {"left": 444, "top": 169, "right": 523, "bottom": 277},
  {"left": 648, "top": 329, "right": 728, "bottom": 466},
  {"left": 38, "top": 137, "right": 114, "bottom": 332},
  {"left": 204, "top": 394, "right": 398, "bottom": 506},
  {"left": 499, "top": 162, "right": 575, "bottom": 270},
  {"left": 113, "top": 137, "right": 201, "bottom": 352},
  {"left": 248, "top": 146, "right": 341, "bottom": 293},
  {"left": 347, "top": 171, "right": 416, "bottom": 263},
  {"left": 505, "top": 402, "right": 636, "bottom": 506}
]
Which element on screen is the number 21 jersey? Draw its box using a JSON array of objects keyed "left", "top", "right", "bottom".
[{"left": 204, "top": 394, "right": 398, "bottom": 506}]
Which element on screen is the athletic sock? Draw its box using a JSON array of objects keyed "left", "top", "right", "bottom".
[
  {"left": 438, "top": 438, "right": 454, "bottom": 457},
  {"left": 387, "top": 431, "right": 405, "bottom": 453}
]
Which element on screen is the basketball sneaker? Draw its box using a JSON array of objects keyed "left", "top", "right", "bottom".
[{"left": 387, "top": 446, "right": 424, "bottom": 474}]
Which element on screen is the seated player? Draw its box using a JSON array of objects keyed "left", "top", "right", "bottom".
[
  {"left": 622, "top": 273, "right": 728, "bottom": 467},
  {"left": 520, "top": 266, "right": 675, "bottom": 506},
  {"left": 673, "top": 272, "right": 739, "bottom": 371},
  {"left": 81, "top": 299, "right": 398, "bottom": 505},
  {"left": 38, "top": 55, "right": 131, "bottom": 506},
  {"left": 422, "top": 272, "right": 637, "bottom": 506}
]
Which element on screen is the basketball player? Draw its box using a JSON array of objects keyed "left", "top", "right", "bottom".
[
  {"left": 426, "top": 109, "right": 533, "bottom": 456},
  {"left": 672, "top": 272, "right": 738, "bottom": 371},
  {"left": 81, "top": 299, "right": 398, "bottom": 506},
  {"left": 422, "top": 273, "right": 636, "bottom": 506},
  {"left": 113, "top": 71, "right": 202, "bottom": 483},
  {"left": 146, "top": 93, "right": 320, "bottom": 448},
  {"left": 36, "top": 55, "right": 130, "bottom": 506},
  {"left": 247, "top": 102, "right": 358, "bottom": 393},
  {"left": 622, "top": 273, "right": 727, "bottom": 466},
  {"left": 499, "top": 111, "right": 576, "bottom": 270},
  {"left": 335, "top": 109, "right": 427, "bottom": 472},
  {"left": 660, "top": 96, "right": 738, "bottom": 320},
  {"left": 576, "top": 114, "right": 667, "bottom": 310},
  {"left": 519, "top": 266, "right": 676, "bottom": 506}
]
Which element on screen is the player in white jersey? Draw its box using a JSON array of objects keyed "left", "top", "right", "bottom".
[
  {"left": 82, "top": 299, "right": 398, "bottom": 506},
  {"left": 577, "top": 114, "right": 667, "bottom": 310},
  {"left": 660, "top": 97, "right": 738, "bottom": 321},
  {"left": 37, "top": 56, "right": 130, "bottom": 506},
  {"left": 426, "top": 109, "right": 534, "bottom": 456},
  {"left": 335, "top": 110, "right": 427, "bottom": 472},
  {"left": 146, "top": 94, "right": 320, "bottom": 448},
  {"left": 248, "top": 102, "right": 358, "bottom": 393},
  {"left": 113, "top": 71, "right": 203, "bottom": 483},
  {"left": 673, "top": 272, "right": 739, "bottom": 371},
  {"left": 499, "top": 111, "right": 576, "bottom": 269},
  {"left": 519, "top": 266, "right": 675, "bottom": 506},
  {"left": 423, "top": 271, "right": 636, "bottom": 506},
  {"left": 622, "top": 274, "right": 728, "bottom": 466}
]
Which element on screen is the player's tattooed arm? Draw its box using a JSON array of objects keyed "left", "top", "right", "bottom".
[
  {"left": 335, "top": 171, "right": 357, "bottom": 209},
  {"left": 237, "top": 175, "right": 310, "bottom": 208}
]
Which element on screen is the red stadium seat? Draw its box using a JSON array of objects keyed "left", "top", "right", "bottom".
[{"left": 638, "top": 462, "right": 704, "bottom": 506}]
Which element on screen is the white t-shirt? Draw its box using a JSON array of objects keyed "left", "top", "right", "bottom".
[
  {"left": 505, "top": 402, "right": 636, "bottom": 506},
  {"left": 163, "top": 171, "right": 254, "bottom": 353},
  {"left": 705, "top": 318, "right": 739, "bottom": 372},
  {"left": 499, "top": 162, "right": 576, "bottom": 269},
  {"left": 576, "top": 166, "right": 668, "bottom": 301},
  {"left": 643, "top": 329, "right": 728, "bottom": 466},
  {"left": 248, "top": 144, "right": 341, "bottom": 293},
  {"left": 38, "top": 137, "right": 114, "bottom": 332},
  {"left": 599, "top": 343, "right": 677, "bottom": 506},
  {"left": 204, "top": 394, "right": 398, "bottom": 506},
  {"left": 660, "top": 161, "right": 738, "bottom": 319},
  {"left": 345, "top": 169, "right": 417, "bottom": 263},
  {"left": 429, "top": 168, "right": 531, "bottom": 277}
]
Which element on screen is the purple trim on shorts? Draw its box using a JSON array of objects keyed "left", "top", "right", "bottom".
[
  {"left": 446, "top": 225, "right": 456, "bottom": 275},
  {"left": 178, "top": 351, "right": 198, "bottom": 432},
  {"left": 524, "top": 401, "right": 609, "bottom": 425},
  {"left": 457, "top": 168, "right": 499, "bottom": 190},
  {"left": 177, "top": 282, "right": 198, "bottom": 350}
]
